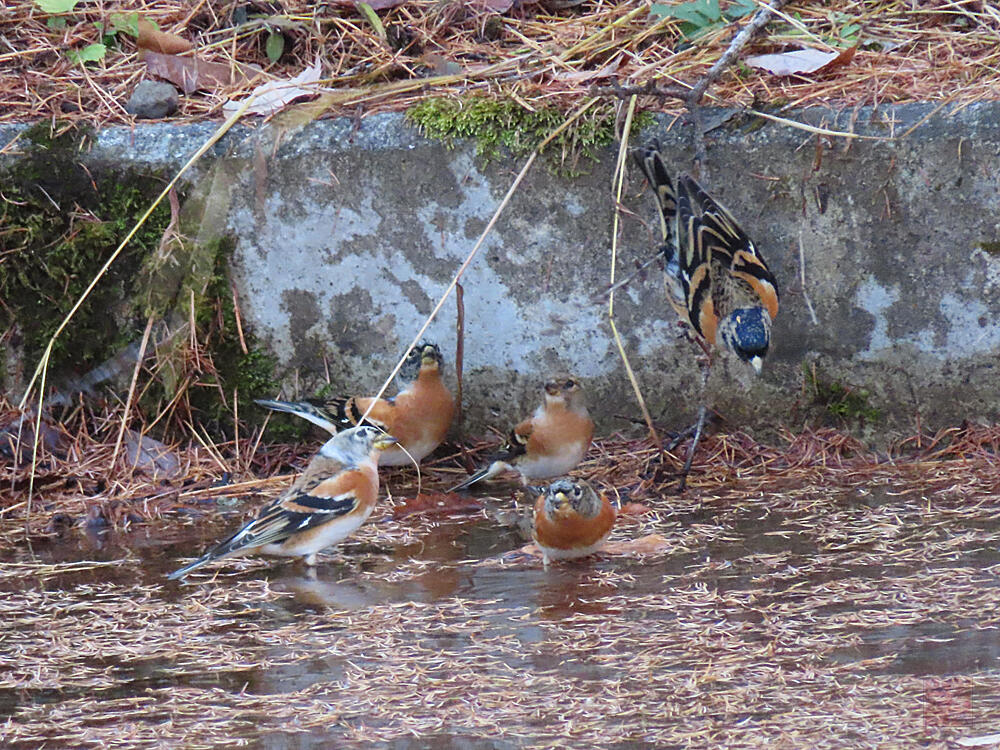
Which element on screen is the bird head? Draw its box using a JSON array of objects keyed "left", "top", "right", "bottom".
[
  {"left": 543, "top": 374, "right": 584, "bottom": 406},
  {"left": 719, "top": 307, "right": 771, "bottom": 374},
  {"left": 543, "top": 478, "right": 601, "bottom": 518},
  {"left": 399, "top": 340, "right": 443, "bottom": 383},
  {"left": 321, "top": 426, "right": 399, "bottom": 463}
]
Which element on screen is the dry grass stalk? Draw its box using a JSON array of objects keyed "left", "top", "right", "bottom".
[{"left": 2, "top": 1, "right": 998, "bottom": 129}]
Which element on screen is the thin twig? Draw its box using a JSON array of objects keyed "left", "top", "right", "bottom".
[
  {"left": 110, "top": 315, "right": 156, "bottom": 470},
  {"left": 608, "top": 95, "right": 660, "bottom": 448},
  {"left": 798, "top": 231, "right": 819, "bottom": 326},
  {"left": 686, "top": 0, "right": 793, "bottom": 172},
  {"left": 454, "top": 281, "right": 465, "bottom": 441},
  {"left": 359, "top": 98, "right": 601, "bottom": 423}
]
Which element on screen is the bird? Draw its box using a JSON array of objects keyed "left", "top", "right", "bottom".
[
  {"left": 632, "top": 142, "right": 780, "bottom": 372},
  {"left": 449, "top": 374, "right": 594, "bottom": 492},
  {"left": 255, "top": 341, "right": 454, "bottom": 467},
  {"left": 632, "top": 141, "right": 779, "bottom": 490},
  {"left": 531, "top": 478, "right": 616, "bottom": 565},
  {"left": 167, "top": 426, "right": 398, "bottom": 580}
]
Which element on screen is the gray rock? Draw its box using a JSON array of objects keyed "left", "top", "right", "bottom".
[{"left": 125, "top": 80, "right": 179, "bottom": 119}]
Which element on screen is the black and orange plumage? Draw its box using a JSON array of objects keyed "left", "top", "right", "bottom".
[
  {"left": 168, "top": 426, "right": 398, "bottom": 579},
  {"left": 255, "top": 341, "right": 454, "bottom": 467}
]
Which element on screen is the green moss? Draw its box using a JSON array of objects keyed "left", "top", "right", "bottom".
[
  {"left": 0, "top": 122, "right": 170, "bottom": 378},
  {"left": 976, "top": 241, "right": 1000, "bottom": 257},
  {"left": 805, "top": 364, "right": 881, "bottom": 424},
  {"left": 406, "top": 95, "right": 654, "bottom": 176}
]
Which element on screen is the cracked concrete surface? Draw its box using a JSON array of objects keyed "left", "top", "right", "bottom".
[{"left": 3, "top": 101, "right": 1000, "bottom": 435}]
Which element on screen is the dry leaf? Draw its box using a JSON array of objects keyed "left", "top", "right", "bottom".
[
  {"left": 222, "top": 61, "right": 323, "bottom": 117},
  {"left": 136, "top": 17, "right": 192, "bottom": 55},
  {"left": 471, "top": 0, "right": 515, "bottom": 11},
  {"left": 124, "top": 431, "right": 181, "bottom": 479},
  {"left": 142, "top": 50, "right": 257, "bottom": 94},
  {"left": 325, "top": 0, "right": 407, "bottom": 8},
  {"left": 551, "top": 53, "right": 622, "bottom": 83},
  {"left": 745, "top": 45, "right": 857, "bottom": 76},
  {"left": 392, "top": 492, "right": 482, "bottom": 518},
  {"left": 603, "top": 534, "right": 672, "bottom": 556},
  {"left": 619, "top": 501, "right": 654, "bottom": 516}
]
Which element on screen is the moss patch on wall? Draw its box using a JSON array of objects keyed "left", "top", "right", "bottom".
[
  {"left": 406, "top": 96, "right": 653, "bottom": 175},
  {"left": 0, "top": 121, "right": 171, "bottom": 379},
  {"left": 805, "top": 364, "right": 882, "bottom": 425},
  {"left": 1, "top": 122, "right": 287, "bottom": 438}
]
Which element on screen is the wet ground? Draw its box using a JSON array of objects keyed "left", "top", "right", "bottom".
[{"left": 2, "top": 474, "right": 1000, "bottom": 749}]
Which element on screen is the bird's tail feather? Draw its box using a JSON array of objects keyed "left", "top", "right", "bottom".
[
  {"left": 448, "top": 461, "right": 508, "bottom": 493},
  {"left": 631, "top": 140, "right": 677, "bottom": 246},
  {"left": 167, "top": 554, "right": 214, "bottom": 580},
  {"left": 254, "top": 398, "right": 347, "bottom": 434}
]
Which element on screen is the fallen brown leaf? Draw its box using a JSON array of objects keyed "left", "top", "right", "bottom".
[
  {"left": 392, "top": 492, "right": 483, "bottom": 518},
  {"left": 136, "top": 17, "right": 192, "bottom": 55},
  {"left": 619, "top": 502, "right": 654, "bottom": 516},
  {"left": 142, "top": 50, "right": 260, "bottom": 94}
]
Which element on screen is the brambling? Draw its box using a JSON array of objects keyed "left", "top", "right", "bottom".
[
  {"left": 167, "top": 426, "right": 398, "bottom": 579},
  {"left": 532, "top": 479, "right": 616, "bottom": 565},
  {"left": 632, "top": 142, "right": 780, "bottom": 373},
  {"left": 449, "top": 375, "right": 594, "bottom": 492},
  {"left": 255, "top": 341, "right": 454, "bottom": 466}
]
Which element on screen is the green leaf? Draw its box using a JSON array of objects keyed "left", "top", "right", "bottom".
[
  {"left": 67, "top": 43, "right": 106, "bottom": 64},
  {"left": 46, "top": 16, "right": 67, "bottom": 29},
  {"left": 652, "top": 4, "right": 705, "bottom": 25},
  {"left": 110, "top": 12, "right": 140, "bottom": 37},
  {"left": 700, "top": 0, "right": 721, "bottom": 22},
  {"left": 35, "top": 0, "right": 78, "bottom": 12},
  {"left": 723, "top": 0, "right": 757, "bottom": 20},
  {"left": 357, "top": 2, "right": 386, "bottom": 41},
  {"left": 841, "top": 22, "right": 861, "bottom": 38},
  {"left": 265, "top": 31, "right": 285, "bottom": 62}
]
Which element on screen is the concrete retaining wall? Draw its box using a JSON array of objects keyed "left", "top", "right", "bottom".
[{"left": 3, "top": 102, "right": 1000, "bottom": 436}]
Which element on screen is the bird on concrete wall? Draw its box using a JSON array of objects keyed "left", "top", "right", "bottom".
[
  {"left": 168, "top": 426, "right": 398, "bottom": 579},
  {"left": 449, "top": 375, "right": 594, "bottom": 492},
  {"left": 255, "top": 341, "right": 455, "bottom": 467},
  {"left": 531, "top": 478, "right": 616, "bottom": 566},
  {"left": 632, "top": 141, "right": 780, "bottom": 490}
]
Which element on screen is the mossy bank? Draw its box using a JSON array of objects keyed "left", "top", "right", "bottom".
[{"left": 0, "top": 121, "right": 284, "bottom": 437}]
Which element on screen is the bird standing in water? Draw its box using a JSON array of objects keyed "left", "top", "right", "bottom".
[
  {"left": 255, "top": 341, "right": 454, "bottom": 467},
  {"left": 168, "top": 426, "right": 398, "bottom": 579},
  {"left": 532, "top": 479, "right": 616, "bottom": 565},
  {"left": 633, "top": 141, "right": 779, "bottom": 490},
  {"left": 449, "top": 375, "right": 594, "bottom": 492}
]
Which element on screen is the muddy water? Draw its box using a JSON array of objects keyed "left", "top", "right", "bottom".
[{"left": 2, "top": 481, "right": 1000, "bottom": 748}]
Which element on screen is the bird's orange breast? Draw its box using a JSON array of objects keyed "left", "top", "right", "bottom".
[{"left": 533, "top": 496, "right": 616, "bottom": 551}]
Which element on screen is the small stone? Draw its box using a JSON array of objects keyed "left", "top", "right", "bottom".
[{"left": 125, "top": 80, "right": 179, "bottom": 119}]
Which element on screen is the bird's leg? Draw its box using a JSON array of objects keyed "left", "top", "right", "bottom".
[
  {"left": 677, "top": 403, "right": 707, "bottom": 493},
  {"left": 676, "top": 350, "right": 712, "bottom": 493}
]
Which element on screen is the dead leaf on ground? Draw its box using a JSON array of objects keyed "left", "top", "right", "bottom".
[
  {"left": 136, "top": 17, "right": 192, "bottom": 55},
  {"left": 745, "top": 45, "right": 858, "bottom": 76},
  {"left": 142, "top": 50, "right": 260, "bottom": 94},
  {"left": 511, "top": 533, "right": 671, "bottom": 561},
  {"left": 325, "top": 0, "right": 408, "bottom": 9},
  {"left": 602, "top": 534, "right": 673, "bottom": 556},
  {"left": 124, "top": 430, "right": 181, "bottom": 480},
  {"left": 618, "top": 502, "right": 654, "bottom": 516},
  {"left": 392, "top": 492, "right": 483, "bottom": 518},
  {"left": 222, "top": 60, "right": 323, "bottom": 117},
  {"left": 550, "top": 52, "right": 622, "bottom": 83},
  {"left": 0, "top": 414, "right": 64, "bottom": 462},
  {"left": 470, "top": 0, "right": 515, "bottom": 11}
]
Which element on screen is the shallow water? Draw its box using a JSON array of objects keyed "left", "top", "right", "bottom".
[{"left": 2, "top": 480, "right": 1000, "bottom": 748}]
